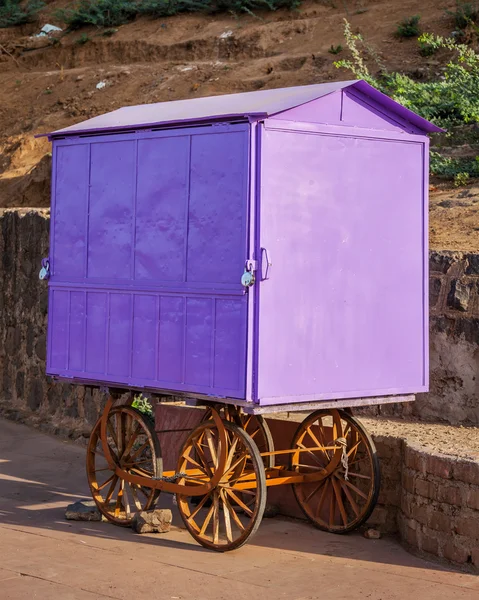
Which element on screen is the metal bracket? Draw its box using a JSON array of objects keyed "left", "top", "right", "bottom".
[{"left": 245, "top": 259, "right": 258, "bottom": 272}]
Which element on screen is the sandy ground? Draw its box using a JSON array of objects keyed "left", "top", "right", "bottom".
[{"left": 0, "top": 416, "right": 478, "bottom": 600}]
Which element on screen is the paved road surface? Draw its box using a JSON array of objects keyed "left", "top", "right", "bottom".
[{"left": 0, "top": 417, "right": 477, "bottom": 600}]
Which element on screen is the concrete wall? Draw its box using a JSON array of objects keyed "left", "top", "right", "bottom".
[{"left": 0, "top": 208, "right": 478, "bottom": 430}]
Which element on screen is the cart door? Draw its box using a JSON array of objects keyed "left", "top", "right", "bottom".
[
  {"left": 255, "top": 122, "right": 427, "bottom": 405},
  {"left": 47, "top": 124, "right": 250, "bottom": 398}
]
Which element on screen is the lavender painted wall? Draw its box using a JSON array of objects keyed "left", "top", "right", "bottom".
[
  {"left": 255, "top": 120, "right": 428, "bottom": 405},
  {"left": 47, "top": 124, "right": 249, "bottom": 398}
]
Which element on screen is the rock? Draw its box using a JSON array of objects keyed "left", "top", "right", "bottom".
[
  {"left": 132, "top": 509, "right": 172, "bottom": 534},
  {"left": 364, "top": 528, "right": 381, "bottom": 540},
  {"left": 263, "top": 504, "right": 280, "bottom": 518},
  {"left": 65, "top": 500, "right": 101, "bottom": 521}
]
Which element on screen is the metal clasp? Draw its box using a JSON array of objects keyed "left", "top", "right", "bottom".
[
  {"left": 241, "top": 259, "right": 257, "bottom": 288},
  {"left": 39, "top": 258, "right": 50, "bottom": 280}
]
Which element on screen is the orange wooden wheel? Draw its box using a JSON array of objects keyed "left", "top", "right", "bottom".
[
  {"left": 176, "top": 420, "right": 266, "bottom": 552},
  {"left": 202, "top": 406, "right": 275, "bottom": 467},
  {"left": 86, "top": 406, "right": 162, "bottom": 526},
  {"left": 291, "top": 409, "right": 380, "bottom": 533}
]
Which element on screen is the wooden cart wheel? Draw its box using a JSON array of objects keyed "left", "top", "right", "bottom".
[
  {"left": 176, "top": 420, "right": 266, "bottom": 552},
  {"left": 87, "top": 406, "right": 162, "bottom": 526},
  {"left": 202, "top": 406, "right": 275, "bottom": 468},
  {"left": 290, "top": 409, "right": 380, "bottom": 534}
]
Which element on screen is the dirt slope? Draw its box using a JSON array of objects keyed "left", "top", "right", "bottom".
[{"left": 0, "top": 0, "right": 477, "bottom": 250}]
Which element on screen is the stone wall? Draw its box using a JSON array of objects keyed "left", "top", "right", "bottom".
[
  {"left": 0, "top": 209, "right": 104, "bottom": 438},
  {"left": 0, "top": 208, "right": 479, "bottom": 429}
]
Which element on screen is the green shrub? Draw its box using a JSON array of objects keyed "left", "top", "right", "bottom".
[
  {"left": 396, "top": 15, "right": 421, "bottom": 38},
  {"left": 328, "top": 44, "right": 343, "bottom": 54},
  {"left": 336, "top": 22, "right": 479, "bottom": 128},
  {"left": 75, "top": 32, "right": 90, "bottom": 43},
  {"left": 418, "top": 32, "right": 441, "bottom": 56},
  {"left": 132, "top": 395, "right": 153, "bottom": 417},
  {"left": 58, "top": 0, "right": 138, "bottom": 29},
  {"left": 58, "top": 0, "right": 300, "bottom": 28},
  {"left": 335, "top": 21, "right": 479, "bottom": 180},
  {"left": 430, "top": 152, "right": 479, "bottom": 180},
  {"left": 454, "top": 171, "right": 471, "bottom": 186},
  {"left": 447, "top": 1, "right": 479, "bottom": 29},
  {"left": 0, "top": 0, "right": 43, "bottom": 28}
]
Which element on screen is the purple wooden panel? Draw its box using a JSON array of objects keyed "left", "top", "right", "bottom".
[
  {"left": 88, "top": 141, "right": 136, "bottom": 279},
  {"left": 158, "top": 296, "right": 185, "bottom": 384},
  {"left": 53, "top": 144, "right": 89, "bottom": 278},
  {"left": 69, "top": 291, "right": 85, "bottom": 372},
  {"left": 271, "top": 90, "right": 342, "bottom": 124},
  {"left": 187, "top": 131, "right": 247, "bottom": 285},
  {"left": 185, "top": 297, "right": 213, "bottom": 387},
  {"left": 135, "top": 136, "right": 189, "bottom": 281},
  {"left": 85, "top": 292, "right": 107, "bottom": 374},
  {"left": 50, "top": 290, "right": 69, "bottom": 370},
  {"left": 132, "top": 295, "right": 157, "bottom": 380},
  {"left": 214, "top": 298, "right": 245, "bottom": 391},
  {"left": 107, "top": 293, "right": 132, "bottom": 377},
  {"left": 257, "top": 124, "right": 426, "bottom": 403},
  {"left": 341, "top": 89, "right": 407, "bottom": 132}
]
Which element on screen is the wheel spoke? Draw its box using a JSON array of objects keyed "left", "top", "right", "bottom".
[
  {"left": 187, "top": 491, "right": 214, "bottom": 522},
  {"left": 107, "top": 420, "right": 119, "bottom": 451},
  {"left": 342, "top": 478, "right": 368, "bottom": 500},
  {"left": 224, "top": 487, "right": 254, "bottom": 517},
  {"left": 297, "top": 442, "right": 325, "bottom": 467},
  {"left": 193, "top": 440, "right": 213, "bottom": 477},
  {"left": 128, "top": 441, "right": 150, "bottom": 463},
  {"left": 347, "top": 440, "right": 361, "bottom": 457},
  {"left": 105, "top": 475, "right": 119, "bottom": 504},
  {"left": 221, "top": 489, "right": 234, "bottom": 542},
  {"left": 337, "top": 476, "right": 359, "bottom": 517},
  {"left": 223, "top": 436, "right": 240, "bottom": 473},
  {"left": 199, "top": 503, "right": 215, "bottom": 536},
  {"left": 97, "top": 474, "right": 115, "bottom": 491},
  {"left": 304, "top": 478, "right": 327, "bottom": 504},
  {"left": 205, "top": 429, "right": 218, "bottom": 466},
  {"left": 212, "top": 493, "right": 220, "bottom": 545},
  {"left": 315, "top": 478, "right": 330, "bottom": 519},
  {"left": 120, "top": 425, "right": 141, "bottom": 462},
  {"left": 331, "top": 476, "right": 348, "bottom": 526},
  {"left": 130, "top": 483, "right": 143, "bottom": 511},
  {"left": 222, "top": 490, "right": 245, "bottom": 532},
  {"left": 329, "top": 482, "right": 335, "bottom": 527}
]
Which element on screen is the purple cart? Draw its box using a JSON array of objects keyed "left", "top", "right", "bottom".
[{"left": 40, "top": 80, "right": 441, "bottom": 551}]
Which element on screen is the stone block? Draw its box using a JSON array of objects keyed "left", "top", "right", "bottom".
[
  {"left": 414, "top": 478, "right": 437, "bottom": 500},
  {"left": 436, "top": 483, "right": 463, "bottom": 506},
  {"left": 65, "top": 500, "right": 101, "bottom": 521},
  {"left": 132, "top": 509, "right": 172, "bottom": 534},
  {"left": 465, "top": 253, "right": 479, "bottom": 275},
  {"left": 428, "top": 510, "right": 451, "bottom": 532},
  {"left": 454, "top": 514, "right": 479, "bottom": 540},
  {"left": 410, "top": 502, "right": 429, "bottom": 526},
  {"left": 426, "top": 454, "right": 453, "bottom": 479},
  {"left": 465, "top": 486, "right": 479, "bottom": 510},
  {"left": 442, "top": 540, "right": 470, "bottom": 564},
  {"left": 429, "top": 277, "right": 442, "bottom": 308},
  {"left": 453, "top": 460, "right": 479, "bottom": 486},
  {"left": 429, "top": 251, "right": 455, "bottom": 274},
  {"left": 447, "top": 280, "right": 473, "bottom": 312},
  {"left": 419, "top": 528, "right": 440, "bottom": 555}
]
